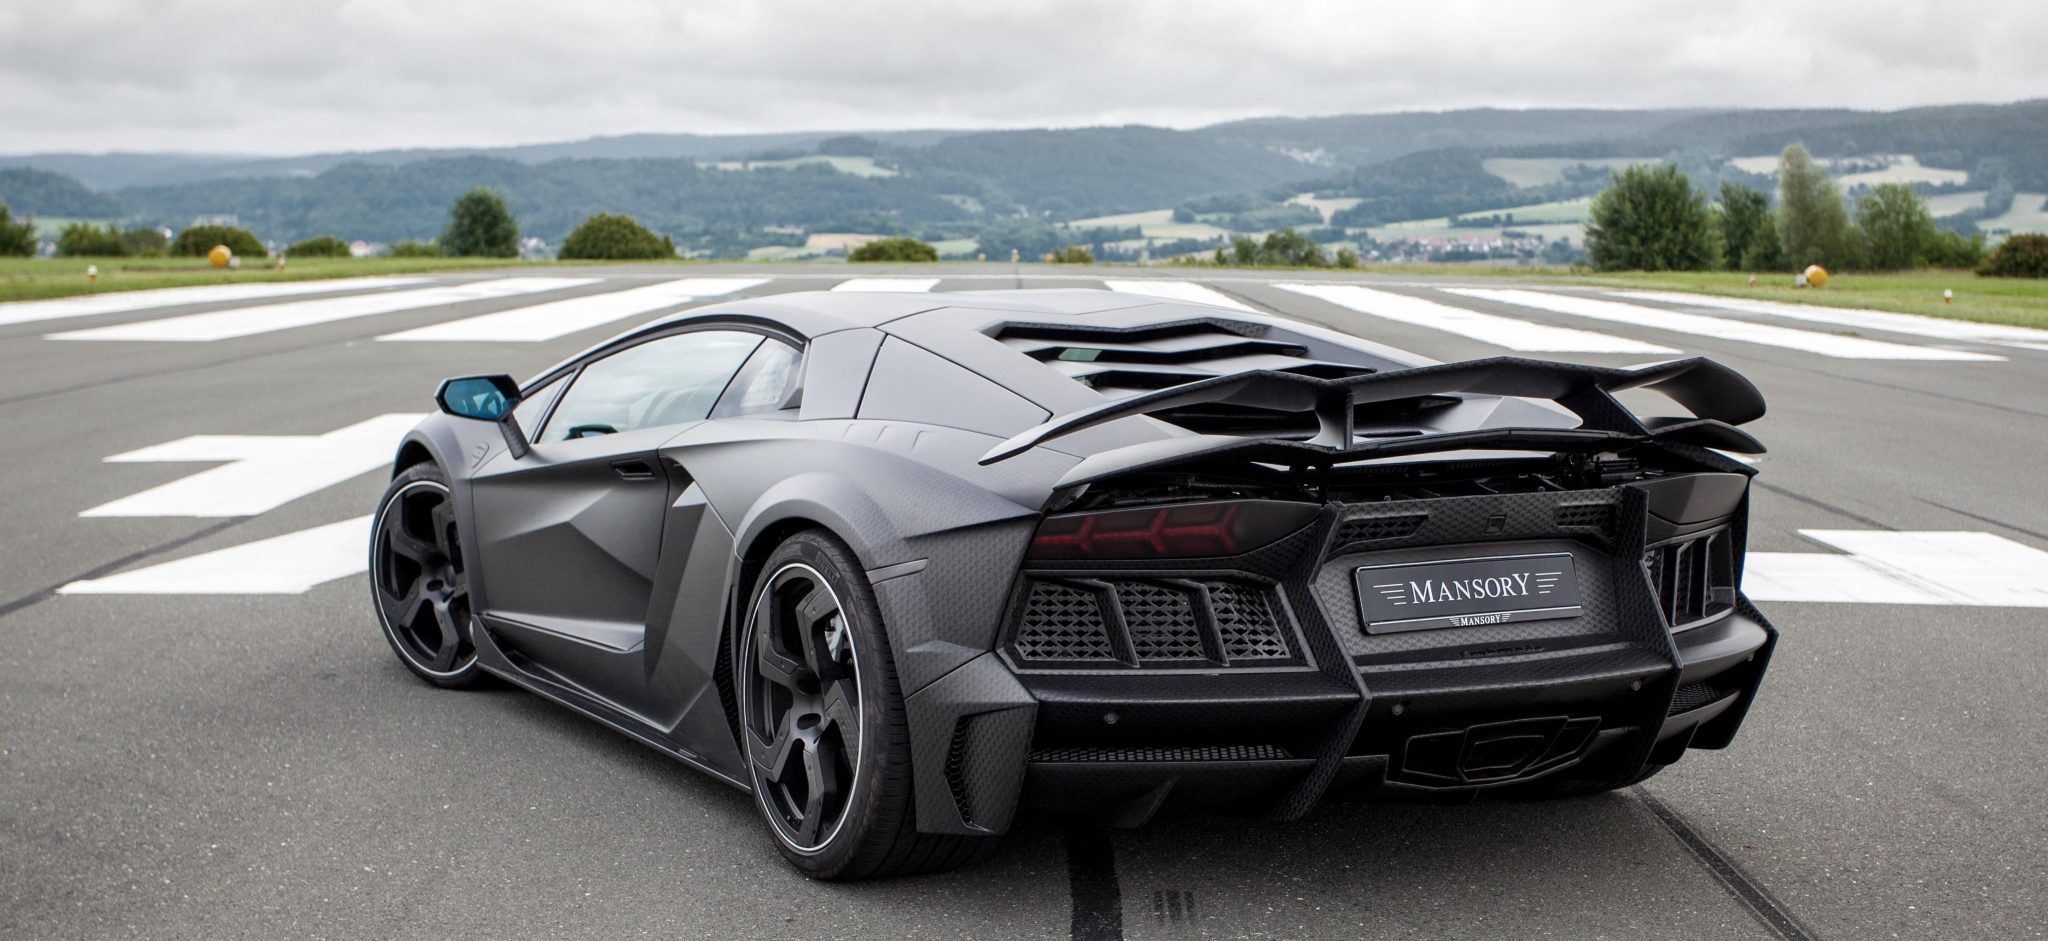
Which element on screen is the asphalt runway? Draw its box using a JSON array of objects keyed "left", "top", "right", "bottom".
[{"left": 3, "top": 263, "right": 2044, "bottom": 940}]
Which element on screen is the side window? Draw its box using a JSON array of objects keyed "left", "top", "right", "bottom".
[
  {"left": 714, "top": 340, "right": 802, "bottom": 417},
  {"left": 511, "top": 375, "right": 565, "bottom": 439},
  {"left": 540, "top": 330, "right": 763, "bottom": 442}
]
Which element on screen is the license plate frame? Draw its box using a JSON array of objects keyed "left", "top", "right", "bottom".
[{"left": 1354, "top": 552, "right": 1582, "bottom": 634}]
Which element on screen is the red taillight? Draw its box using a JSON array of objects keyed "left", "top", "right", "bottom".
[{"left": 1026, "top": 500, "right": 1318, "bottom": 562}]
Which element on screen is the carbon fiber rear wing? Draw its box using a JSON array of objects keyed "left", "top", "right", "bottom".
[{"left": 978, "top": 356, "right": 1766, "bottom": 472}]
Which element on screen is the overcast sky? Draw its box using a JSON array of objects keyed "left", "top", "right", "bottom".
[{"left": 2, "top": 0, "right": 2041, "bottom": 155}]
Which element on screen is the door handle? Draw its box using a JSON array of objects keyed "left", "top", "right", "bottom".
[{"left": 611, "top": 459, "right": 656, "bottom": 480}]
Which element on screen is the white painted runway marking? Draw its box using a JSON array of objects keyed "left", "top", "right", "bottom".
[
  {"left": 1277, "top": 284, "right": 1680, "bottom": 354},
  {"left": 378, "top": 277, "right": 768, "bottom": 342},
  {"left": 1612, "top": 290, "right": 2048, "bottom": 350},
  {"left": 48, "top": 277, "right": 596, "bottom": 342},
  {"left": 1102, "top": 280, "right": 1257, "bottom": 312},
  {"left": 83, "top": 414, "right": 425, "bottom": 517},
  {"left": 0, "top": 277, "right": 429, "bottom": 327},
  {"left": 58, "top": 516, "right": 372, "bottom": 595},
  {"left": 1448, "top": 288, "right": 2003, "bottom": 361},
  {"left": 830, "top": 278, "right": 939, "bottom": 292},
  {"left": 1743, "top": 530, "right": 2048, "bottom": 606}
]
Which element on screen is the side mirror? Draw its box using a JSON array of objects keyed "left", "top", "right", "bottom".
[{"left": 434, "top": 374, "right": 531, "bottom": 460}]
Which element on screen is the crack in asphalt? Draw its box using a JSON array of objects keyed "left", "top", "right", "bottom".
[
  {"left": 1636, "top": 786, "right": 1819, "bottom": 941},
  {"left": 1752, "top": 480, "right": 1895, "bottom": 531},
  {"left": 1915, "top": 497, "right": 2048, "bottom": 544},
  {"left": 0, "top": 518, "right": 248, "bottom": 621}
]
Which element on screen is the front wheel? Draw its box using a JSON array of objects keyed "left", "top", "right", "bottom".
[
  {"left": 369, "top": 463, "right": 486, "bottom": 689},
  {"left": 737, "top": 530, "right": 994, "bottom": 879}
]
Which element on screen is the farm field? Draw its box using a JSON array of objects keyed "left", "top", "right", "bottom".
[
  {"left": 1480, "top": 156, "right": 1646, "bottom": 186},
  {"left": 704, "top": 154, "right": 898, "bottom": 177},
  {"left": 1977, "top": 192, "right": 2048, "bottom": 234}
]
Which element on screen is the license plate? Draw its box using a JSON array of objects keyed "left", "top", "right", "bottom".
[{"left": 1355, "top": 553, "right": 1582, "bottom": 634}]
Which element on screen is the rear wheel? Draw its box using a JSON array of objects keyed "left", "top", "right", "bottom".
[
  {"left": 369, "top": 463, "right": 485, "bottom": 689},
  {"left": 738, "top": 530, "right": 995, "bottom": 879}
]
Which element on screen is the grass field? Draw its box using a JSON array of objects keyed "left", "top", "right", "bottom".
[
  {"left": 1480, "top": 157, "right": 1646, "bottom": 187},
  {"left": 1978, "top": 193, "right": 2048, "bottom": 235},
  {"left": 705, "top": 155, "right": 898, "bottom": 177},
  {"left": 0, "top": 256, "right": 552, "bottom": 303},
  {"left": 1551, "top": 269, "right": 2048, "bottom": 329},
  {"left": 1285, "top": 194, "right": 1363, "bottom": 223},
  {"left": 1068, "top": 209, "right": 1234, "bottom": 242}
]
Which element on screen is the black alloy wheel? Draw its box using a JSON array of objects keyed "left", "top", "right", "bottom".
[
  {"left": 370, "top": 464, "right": 483, "bottom": 688},
  {"left": 743, "top": 561, "right": 863, "bottom": 852}
]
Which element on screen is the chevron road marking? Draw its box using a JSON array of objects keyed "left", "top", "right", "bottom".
[
  {"left": 1278, "top": 283, "right": 1680, "bottom": 354},
  {"left": 57, "top": 516, "right": 373, "bottom": 595},
  {"left": 1612, "top": 290, "right": 2048, "bottom": 350},
  {"left": 830, "top": 278, "right": 939, "bottom": 292},
  {"left": 1102, "top": 280, "right": 1257, "bottom": 312},
  {"left": 82, "top": 414, "right": 425, "bottom": 517},
  {"left": 49, "top": 277, "right": 597, "bottom": 342},
  {"left": 378, "top": 277, "right": 768, "bottom": 342},
  {"left": 1744, "top": 530, "right": 2048, "bottom": 606},
  {"left": 1448, "top": 288, "right": 2004, "bottom": 361},
  {"left": 0, "top": 277, "right": 430, "bottom": 327}
]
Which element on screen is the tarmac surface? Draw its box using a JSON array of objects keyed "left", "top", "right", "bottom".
[{"left": 3, "top": 263, "right": 2044, "bottom": 940}]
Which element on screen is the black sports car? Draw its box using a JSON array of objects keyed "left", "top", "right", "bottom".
[{"left": 370, "top": 288, "right": 1776, "bottom": 880}]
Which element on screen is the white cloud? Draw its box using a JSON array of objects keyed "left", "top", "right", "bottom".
[{"left": 1, "top": 0, "right": 2042, "bottom": 154}]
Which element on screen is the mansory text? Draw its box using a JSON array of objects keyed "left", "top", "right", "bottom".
[{"left": 369, "top": 288, "right": 1777, "bottom": 879}]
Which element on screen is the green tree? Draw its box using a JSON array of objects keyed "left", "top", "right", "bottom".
[
  {"left": 1583, "top": 163, "right": 1720, "bottom": 271},
  {"left": 286, "top": 235, "right": 353, "bottom": 257},
  {"left": 1775, "top": 144, "right": 1855, "bottom": 270},
  {"left": 119, "top": 226, "right": 169, "bottom": 256},
  {"left": 1048, "top": 245, "right": 1093, "bottom": 264},
  {"left": 1853, "top": 183, "right": 1937, "bottom": 271},
  {"left": 171, "top": 224, "right": 267, "bottom": 258},
  {"left": 1256, "top": 227, "right": 1327, "bottom": 266},
  {"left": 56, "top": 222, "right": 127, "bottom": 256},
  {"left": 556, "top": 213, "right": 675, "bottom": 260},
  {"left": 846, "top": 236, "right": 938, "bottom": 262},
  {"left": 386, "top": 240, "right": 444, "bottom": 258},
  {"left": 0, "top": 202, "right": 34, "bottom": 256},
  {"left": 1717, "top": 182, "right": 1778, "bottom": 270},
  {"left": 1978, "top": 234, "right": 2048, "bottom": 278},
  {"left": 440, "top": 188, "right": 520, "bottom": 258},
  {"left": 1924, "top": 230, "right": 1986, "bottom": 269},
  {"left": 1334, "top": 246, "right": 1361, "bottom": 268}
]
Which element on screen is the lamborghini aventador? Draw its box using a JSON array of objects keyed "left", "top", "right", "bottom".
[{"left": 368, "top": 287, "right": 1777, "bottom": 880}]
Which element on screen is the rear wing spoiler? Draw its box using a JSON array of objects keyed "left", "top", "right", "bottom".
[{"left": 979, "top": 356, "right": 1765, "bottom": 475}]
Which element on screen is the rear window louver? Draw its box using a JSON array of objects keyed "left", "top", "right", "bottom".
[{"left": 995, "top": 319, "right": 1378, "bottom": 402}]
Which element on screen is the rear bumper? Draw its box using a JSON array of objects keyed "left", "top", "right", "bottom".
[
  {"left": 907, "top": 604, "right": 1774, "bottom": 836},
  {"left": 905, "top": 476, "right": 1778, "bottom": 835}
]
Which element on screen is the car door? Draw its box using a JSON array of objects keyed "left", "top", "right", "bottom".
[{"left": 469, "top": 327, "right": 765, "bottom": 707}]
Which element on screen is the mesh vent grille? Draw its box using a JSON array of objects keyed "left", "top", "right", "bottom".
[
  {"left": 1116, "top": 583, "right": 1207, "bottom": 661},
  {"left": 944, "top": 719, "right": 975, "bottom": 825},
  {"left": 1555, "top": 503, "right": 1615, "bottom": 531},
  {"left": 1669, "top": 681, "right": 1735, "bottom": 715},
  {"left": 1030, "top": 744, "right": 1291, "bottom": 762},
  {"left": 1335, "top": 514, "right": 1428, "bottom": 546},
  {"left": 1013, "top": 581, "right": 1115, "bottom": 661},
  {"left": 1205, "top": 581, "right": 1290, "bottom": 660},
  {"left": 1010, "top": 577, "right": 1298, "bottom": 668}
]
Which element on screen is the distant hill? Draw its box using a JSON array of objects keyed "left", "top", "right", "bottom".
[
  {"left": 7, "top": 101, "right": 2042, "bottom": 246},
  {"left": 0, "top": 167, "right": 124, "bottom": 217}
]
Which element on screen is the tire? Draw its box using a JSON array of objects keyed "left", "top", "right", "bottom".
[
  {"left": 737, "top": 529, "right": 996, "bottom": 880},
  {"left": 1506, "top": 762, "right": 1667, "bottom": 800},
  {"left": 369, "top": 463, "right": 487, "bottom": 689}
]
